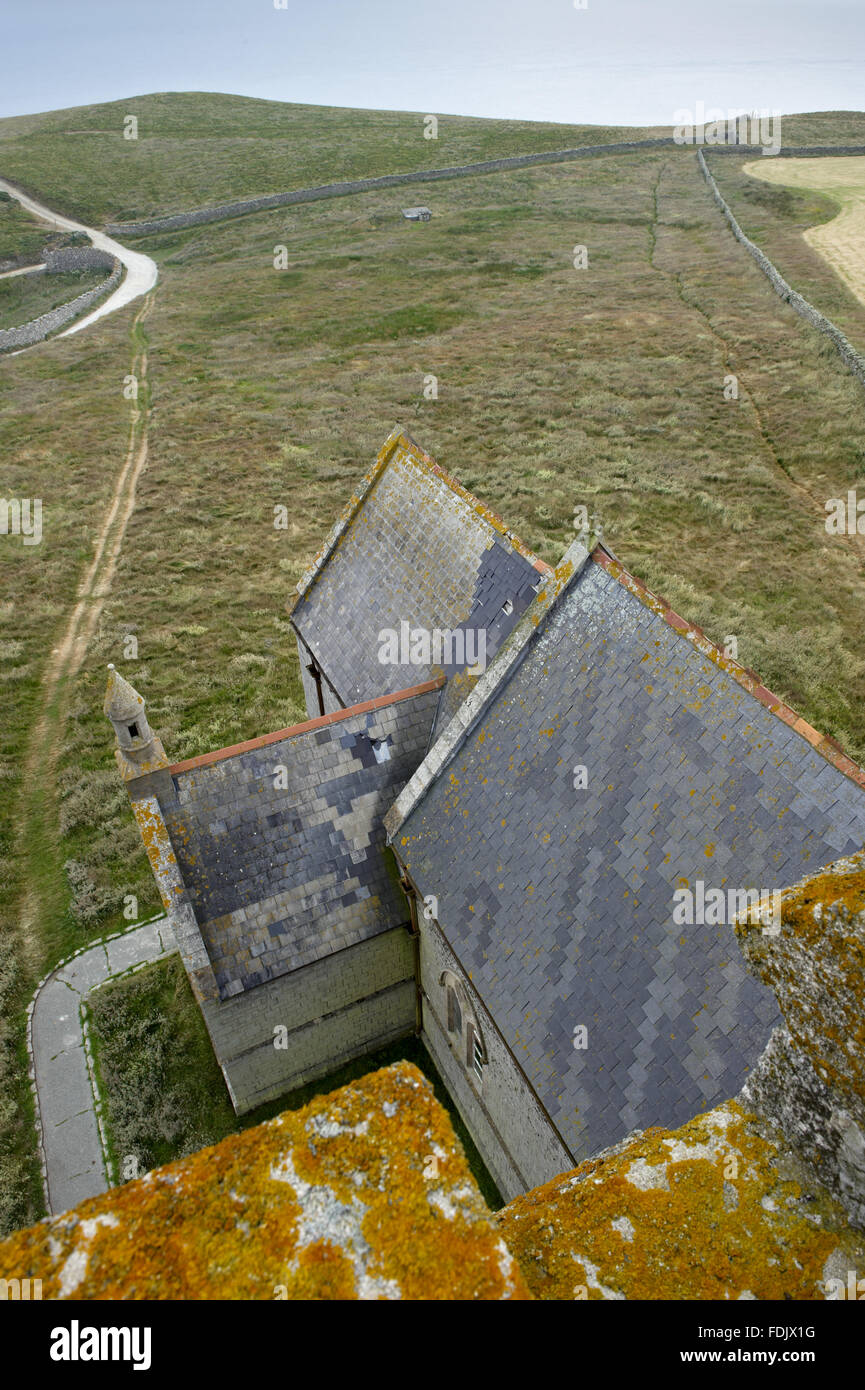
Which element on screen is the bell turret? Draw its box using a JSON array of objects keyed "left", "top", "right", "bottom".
[{"left": 104, "top": 664, "right": 169, "bottom": 781}]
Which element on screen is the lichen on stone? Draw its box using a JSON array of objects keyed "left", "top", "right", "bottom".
[
  {"left": 496, "top": 1100, "right": 865, "bottom": 1300},
  {"left": 0, "top": 1063, "right": 529, "bottom": 1301}
]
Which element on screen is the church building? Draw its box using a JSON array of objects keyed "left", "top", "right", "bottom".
[{"left": 106, "top": 428, "right": 865, "bottom": 1201}]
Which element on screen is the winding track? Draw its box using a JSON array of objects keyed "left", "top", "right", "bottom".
[{"left": 0, "top": 175, "right": 157, "bottom": 339}]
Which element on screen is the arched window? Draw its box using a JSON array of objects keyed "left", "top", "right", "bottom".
[
  {"left": 447, "top": 984, "right": 462, "bottom": 1036},
  {"left": 440, "top": 970, "right": 486, "bottom": 1084}
]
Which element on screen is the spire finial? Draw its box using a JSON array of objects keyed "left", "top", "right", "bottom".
[{"left": 103, "top": 666, "right": 169, "bottom": 781}]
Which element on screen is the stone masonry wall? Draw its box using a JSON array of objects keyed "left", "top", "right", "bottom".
[
  {"left": 104, "top": 140, "right": 675, "bottom": 237},
  {"left": 200, "top": 926, "right": 416, "bottom": 1112},
  {"left": 105, "top": 141, "right": 865, "bottom": 240},
  {"left": 419, "top": 915, "right": 574, "bottom": 1202},
  {"left": 698, "top": 148, "right": 865, "bottom": 390},
  {"left": 42, "top": 246, "right": 115, "bottom": 273},
  {"left": 0, "top": 257, "right": 121, "bottom": 353},
  {"left": 736, "top": 849, "right": 865, "bottom": 1228},
  {"left": 295, "top": 633, "right": 344, "bottom": 720}
]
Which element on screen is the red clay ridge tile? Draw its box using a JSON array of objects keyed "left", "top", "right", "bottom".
[
  {"left": 751, "top": 685, "right": 780, "bottom": 708},
  {"left": 664, "top": 610, "right": 689, "bottom": 630},
  {"left": 793, "top": 718, "right": 824, "bottom": 749},
  {"left": 168, "top": 676, "right": 446, "bottom": 775}
]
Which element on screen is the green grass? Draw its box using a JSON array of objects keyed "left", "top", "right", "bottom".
[
  {"left": 1, "top": 96, "right": 863, "bottom": 229},
  {"left": 2, "top": 95, "right": 865, "bottom": 1236},
  {"left": 0, "top": 268, "right": 109, "bottom": 330},
  {"left": 0, "top": 91, "right": 677, "bottom": 226},
  {"left": 33, "top": 144, "right": 865, "bottom": 950},
  {"left": 0, "top": 194, "right": 49, "bottom": 266},
  {"left": 87, "top": 954, "right": 502, "bottom": 1209},
  {"left": 0, "top": 193, "right": 89, "bottom": 267}
]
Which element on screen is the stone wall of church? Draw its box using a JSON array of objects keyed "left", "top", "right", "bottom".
[
  {"left": 419, "top": 918, "right": 573, "bottom": 1203},
  {"left": 200, "top": 925, "right": 416, "bottom": 1112}
]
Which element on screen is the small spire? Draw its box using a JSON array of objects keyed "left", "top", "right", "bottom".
[
  {"left": 104, "top": 663, "right": 146, "bottom": 722},
  {"left": 103, "top": 664, "right": 169, "bottom": 781}
]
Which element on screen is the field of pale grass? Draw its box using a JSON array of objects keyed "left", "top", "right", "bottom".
[{"left": 743, "top": 156, "right": 865, "bottom": 311}]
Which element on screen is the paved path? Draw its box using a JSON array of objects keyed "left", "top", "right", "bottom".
[
  {"left": 0, "top": 175, "right": 158, "bottom": 338},
  {"left": 0, "top": 262, "right": 46, "bottom": 280},
  {"left": 29, "top": 917, "right": 176, "bottom": 1216}
]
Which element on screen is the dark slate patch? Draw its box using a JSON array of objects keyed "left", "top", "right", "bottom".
[{"left": 161, "top": 686, "right": 439, "bottom": 998}]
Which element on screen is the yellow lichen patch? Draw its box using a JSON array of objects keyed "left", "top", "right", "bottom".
[
  {"left": 0, "top": 1064, "right": 529, "bottom": 1301},
  {"left": 496, "top": 1101, "right": 865, "bottom": 1300}
]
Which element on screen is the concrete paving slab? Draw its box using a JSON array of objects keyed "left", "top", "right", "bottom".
[
  {"left": 29, "top": 918, "right": 176, "bottom": 1214},
  {"left": 56, "top": 949, "right": 109, "bottom": 993},
  {"left": 47, "top": 1109, "right": 106, "bottom": 1215}
]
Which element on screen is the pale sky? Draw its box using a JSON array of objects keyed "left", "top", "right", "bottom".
[{"left": 2, "top": 0, "right": 863, "bottom": 125}]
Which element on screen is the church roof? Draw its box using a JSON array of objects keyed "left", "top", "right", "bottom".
[
  {"left": 160, "top": 680, "right": 442, "bottom": 998},
  {"left": 386, "top": 541, "right": 865, "bottom": 1163},
  {"left": 290, "top": 428, "right": 549, "bottom": 721}
]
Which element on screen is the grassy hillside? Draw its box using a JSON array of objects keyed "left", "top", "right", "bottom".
[
  {"left": 0, "top": 194, "right": 51, "bottom": 266},
  {"left": 1, "top": 96, "right": 865, "bottom": 1233},
  {"left": 709, "top": 151, "right": 865, "bottom": 351},
  {"left": 0, "top": 91, "right": 672, "bottom": 224},
  {"left": 1, "top": 93, "right": 864, "bottom": 228}
]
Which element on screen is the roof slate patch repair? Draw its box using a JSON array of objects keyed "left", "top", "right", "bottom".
[
  {"left": 160, "top": 679, "right": 442, "bottom": 997},
  {"left": 291, "top": 428, "right": 548, "bottom": 718}
]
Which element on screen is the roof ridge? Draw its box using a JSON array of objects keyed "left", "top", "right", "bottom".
[
  {"left": 384, "top": 540, "right": 591, "bottom": 841},
  {"left": 168, "top": 676, "right": 444, "bottom": 775},
  {"left": 291, "top": 428, "right": 550, "bottom": 612}
]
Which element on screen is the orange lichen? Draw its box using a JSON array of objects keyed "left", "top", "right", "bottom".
[
  {"left": 0, "top": 1064, "right": 529, "bottom": 1301},
  {"left": 497, "top": 1101, "right": 865, "bottom": 1300}
]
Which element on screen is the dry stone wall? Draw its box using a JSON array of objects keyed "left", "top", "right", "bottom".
[
  {"left": 105, "top": 139, "right": 676, "bottom": 237},
  {"left": 42, "top": 246, "right": 115, "bottom": 273},
  {"left": 0, "top": 256, "right": 121, "bottom": 353},
  {"left": 105, "top": 141, "right": 865, "bottom": 240},
  {"left": 698, "top": 147, "right": 865, "bottom": 390}
]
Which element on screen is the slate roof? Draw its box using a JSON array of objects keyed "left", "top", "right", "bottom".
[
  {"left": 291, "top": 428, "right": 548, "bottom": 722},
  {"left": 160, "top": 681, "right": 441, "bottom": 998},
  {"left": 387, "top": 544, "right": 865, "bottom": 1162}
]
